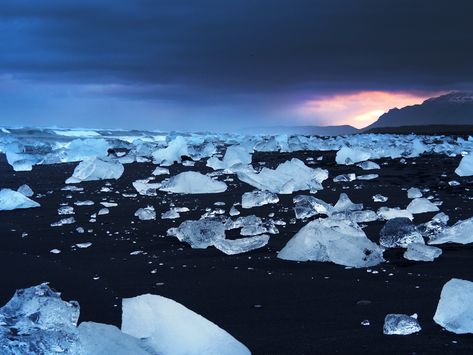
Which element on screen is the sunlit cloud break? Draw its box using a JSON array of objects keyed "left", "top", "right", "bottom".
[{"left": 296, "top": 91, "right": 436, "bottom": 129}]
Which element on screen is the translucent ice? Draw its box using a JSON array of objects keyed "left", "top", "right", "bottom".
[
  {"left": 333, "top": 173, "right": 356, "bottom": 183},
  {"left": 214, "top": 235, "right": 270, "bottom": 255},
  {"left": 403, "top": 243, "right": 442, "bottom": 261},
  {"left": 333, "top": 193, "right": 363, "bottom": 212},
  {"left": 379, "top": 218, "right": 424, "bottom": 248},
  {"left": 207, "top": 145, "right": 252, "bottom": 171},
  {"left": 407, "top": 187, "right": 422, "bottom": 199},
  {"left": 377, "top": 207, "right": 413, "bottom": 221},
  {"left": 383, "top": 314, "right": 421, "bottom": 335},
  {"left": 336, "top": 146, "right": 371, "bottom": 165},
  {"left": 152, "top": 136, "right": 189, "bottom": 166},
  {"left": 237, "top": 158, "right": 328, "bottom": 194},
  {"left": 226, "top": 215, "right": 279, "bottom": 236},
  {"left": 167, "top": 219, "right": 226, "bottom": 248},
  {"left": 429, "top": 217, "right": 473, "bottom": 245},
  {"left": 0, "top": 283, "right": 80, "bottom": 354},
  {"left": 293, "top": 195, "right": 333, "bottom": 219},
  {"left": 357, "top": 174, "right": 378, "bottom": 180},
  {"left": 160, "top": 172, "right": 227, "bottom": 194},
  {"left": 434, "top": 278, "right": 473, "bottom": 334},
  {"left": 66, "top": 158, "right": 124, "bottom": 184},
  {"left": 418, "top": 212, "right": 449, "bottom": 241},
  {"left": 373, "top": 194, "right": 388, "bottom": 203},
  {"left": 357, "top": 161, "right": 380, "bottom": 170},
  {"left": 134, "top": 206, "right": 156, "bottom": 221},
  {"left": 122, "top": 293, "right": 251, "bottom": 355},
  {"left": 132, "top": 179, "right": 161, "bottom": 196},
  {"left": 242, "top": 190, "right": 279, "bottom": 209},
  {"left": 406, "top": 198, "right": 440, "bottom": 214},
  {"left": 17, "top": 184, "right": 34, "bottom": 197},
  {"left": 151, "top": 166, "right": 170, "bottom": 176},
  {"left": 455, "top": 154, "right": 473, "bottom": 176},
  {"left": 278, "top": 218, "right": 384, "bottom": 268},
  {"left": 0, "top": 188, "right": 40, "bottom": 211}
]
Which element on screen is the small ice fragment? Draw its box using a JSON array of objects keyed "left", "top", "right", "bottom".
[
  {"left": 373, "top": 194, "right": 388, "bottom": 203},
  {"left": 241, "top": 190, "right": 279, "bottom": 209},
  {"left": 229, "top": 206, "right": 240, "bottom": 216},
  {"left": 17, "top": 184, "right": 34, "bottom": 197},
  {"left": 383, "top": 314, "right": 421, "bottom": 335},
  {"left": 407, "top": 198, "right": 440, "bottom": 214},
  {"left": 50, "top": 249, "right": 61, "bottom": 254},
  {"left": 152, "top": 166, "right": 170, "bottom": 176},
  {"left": 51, "top": 217, "right": 76, "bottom": 227},
  {"left": 214, "top": 235, "right": 270, "bottom": 255},
  {"left": 333, "top": 173, "right": 356, "bottom": 183},
  {"left": 134, "top": 206, "right": 156, "bottom": 221},
  {"left": 58, "top": 205, "right": 75, "bottom": 215},
  {"left": 0, "top": 188, "right": 40, "bottom": 211},
  {"left": 160, "top": 172, "right": 227, "bottom": 194},
  {"left": 407, "top": 187, "right": 423, "bottom": 199},
  {"left": 357, "top": 174, "right": 378, "bottom": 180},
  {"left": 98, "top": 208, "right": 109, "bottom": 216},
  {"left": 357, "top": 161, "right": 380, "bottom": 170},
  {"left": 76, "top": 242, "right": 92, "bottom": 249},
  {"left": 403, "top": 243, "right": 442, "bottom": 261}
]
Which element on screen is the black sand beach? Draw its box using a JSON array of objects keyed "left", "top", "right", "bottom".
[{"left": 1, "top": 151, "right": 473, "bottom": 354}]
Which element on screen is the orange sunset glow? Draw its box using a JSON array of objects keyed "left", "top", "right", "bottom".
[{"left": 297, "top": 91, "right": 435, "bottom": 128}]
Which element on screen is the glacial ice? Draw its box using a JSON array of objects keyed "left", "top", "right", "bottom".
[
  {"left": 226, "top": 215, "right": 279, "bottom": 236},
  {"left": 406, "top": 198, "right": 439, "bottom": 214},
  {"left": 17, "top": 184, "right": 34, "bottom": 197},
  {"left": 132, "top": 179, "right": 161, "bottom": 196},
  {"left": 66, "top": 158, "right": 124, "bottom": 184},
  {"left": 78, "top": 322, "right": 153, "bottom": 355},
  {"left": 377, "top": 207, "right": 413, "bottom": 221},
  {"left": 336, "top": 146, "right": 371, "bottom": 165},
  {"left": 237, "top": 158, "right": 328, "bottom": 194},
  {"left": 383, "top": 314, "right": 421, "bottom": 335},
  {"left": 455, "top": 154, "right": 473, "bottom": 176},
  {"left": 429, "top": 217, "right": 473, "bottom": 245},
  {"left": 357, "top": 174, "right": 378, "bottom": 180},
  {"left": 418, "top": 212, "right": 449, "bottom": 241},
  {"left": 278, "top": 218, "right": 384, "bottom": 268},
  {"left": 373, "top": 194, "right": 388, "bottom": 203},
  {"left": 357, "top": 161, "right": 380, "bottom": 170},
  {"left": 152, "top": 136, "right": 189, "bottom": 166},
  {"left": 0, "top": 188, "right": 40, "bottom": 211},
  {"left": 379, "top": 218, "right": 424, "bottom": 248},
  {"left": 407, "top": 187, "right": 422, "bottom": 199},
  {"left": 333, "top": 193, "right": 363, "bottom": 212},
  {"left": 167, "top": 219, "right": 226, "bottom": 248},
  {"left": 134, "top": 206, "right": 156, "bottom": 221},
  {"left": 0, "top": 283, "right": 81, "bottom": 354},
  {"left": 207, "top": 145, "right": 252, "bottom": 171},
  {"left": 160, "top": 172, "right": 227, "bottom": 194},
  {"left": 242, "top": 190, "right": 279, "bottom": 209},
  {"left": 151, "top": 166, "right": 170, "bottom": 176},
  {"left": 403, "top": 243, "right": 442, "bottom": 261},
  {"left": 433, "top": 278, "right": 473, "bottom": 334},
  {"left": 333, "top": 173, "right": 356, "bottom": 183},
  {"left": 122, "top": 293, "right": 251, "bottom": 355},
  {"left": 214, "top": 235, "right": 270, "bottom": 255},
  {"left": 293, "top": 195, "right": 333, "bottom": 219}
]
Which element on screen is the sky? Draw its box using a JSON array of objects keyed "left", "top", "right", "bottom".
[{"left": 1, "top": 0, "right": 472, "bottom": 132}]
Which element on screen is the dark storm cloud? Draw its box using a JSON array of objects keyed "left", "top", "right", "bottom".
[
  {"left": 2, "top": 0, "right": 473, "bottom": 93},
  {"left": 0, "top": 0, "right": 472, "bottom": 130}
]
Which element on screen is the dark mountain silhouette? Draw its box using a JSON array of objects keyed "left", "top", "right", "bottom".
[{"left": 365, "top": 92, "right": 473, "bottom": 130}]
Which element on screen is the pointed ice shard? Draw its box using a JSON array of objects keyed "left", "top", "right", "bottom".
[
  {"left": 214, "top": 235, "right": 270, "bottom": 255},
  {"left": 241, "top": 190, "right": 279, "bottom": 209},
  {"left": 0, "top": 188, "right": 40, "bottom": 211}
]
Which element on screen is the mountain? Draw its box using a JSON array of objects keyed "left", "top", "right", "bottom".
[
  {"left": 365, "top": 92, "right": 473, "bottom": 131},
  {"left": 241, "top": 125, "right": 359, "bottom": 136}
]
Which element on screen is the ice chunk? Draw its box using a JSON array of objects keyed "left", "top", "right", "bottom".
[
  {"left": 226, "top": 215, "right": 279, "bottom": 236},
  {"left": 58, "top": 205, "right": 75, "bottom": 215},
  {"left": 278, "top": 218, "right": 384, "bottom": 268},
  {"left": 407, "top": 187, "right": 422, "bottom": 199},
  {"left": 379, "top": 218, "right": 424, "bottom": 248},
  {"left": 357, "top": 174, "right": 378, "bottom": 180},
  {"left": 333, "top": 193, "right": 363, "bottom": 212},
  {"left": 207, "top": 145, "right": 252, "bottom": 171},
  {"left": 0, "top": 188, "right": 40, "bottom": 211},
  {"left": 377, "top": 207, "right": 413, "bottom": 221},
  {"left": 429, "top": 217, "right": 473, "bottom": 245},
  {"left": 152, "top": 166, "right": 170, "bottom": 176},
  {"left": 357, "top": 161, "right": 380, "bottom": 170},
  {"left": 160, "top": 172, "right": 227, "bottom": 194},
  {"left": 336, "top": 146, "right": 371, "bottom": 165},
  {"left": 373, "top": 194, "right": 388, "bottom": 203},
  {"left": 293, "top": 195, "right": 333, "bottom": 219},
  {"left": 383, "top": 314, "right": 421, "bottom": 335},
  {"left": 0, "top": 283, "right": 80, "bottom": 354},
  {"left": 167, "top": 219, "right": 226, "bottom": 248},
  {"left": 455, "top": 154, "right": 473, "bottom": 176},
  {"left": 403, "top": 243, "right": 442, "bottom": 261},
  {"left": 78, "top": 322, "right": 153, "bottom": 355},
  {"left": 434, "top": 278, "right": 473, "bottom": 334},
  {"left": 66, "top": 158, "right": 124, "bottom": 184},
  {"left": 134, "top": 206, "right": 156, "bottom": 221},
  {"left": 418, "top": 212, "right": 449, "bottom": 241},
  {"left": 229, "top": 206, "right": 240, "bottom": 216},
  {"left": 122, "top": 294, "right": 251, "bottom": 355},
  {"left": 407, "top": 198, "right": 440, "bottom": 214},
  {"left": 333, "top": 173, "right": 356, "bottom": 183},
  {"left": 98, "top": 208, "right": 109, "bottom": 216},
  {"left": 152, "top": 136, "right": 189, "bottom": 166},
  {"left": 237, "top": 158, "right": 328, "bottom": 194},
  {"left": 17, "top": 184, "right": 34, "bottom": 197},
  {"left": 51, "top": 217, "right": 76, "bottom": 227},
  {"left": 132, "top": 179, "right": 161, "bottom": 196},
  {"left": 214, "top": 235, "right": 270, "bottom": 255},
  {"left": 242, "top": 190, "right": 279, "bottom": 209}
]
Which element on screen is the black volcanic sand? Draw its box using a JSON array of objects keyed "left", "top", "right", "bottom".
[{"left": 1, "top": 151, "right": 473, "bottom": 354}]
